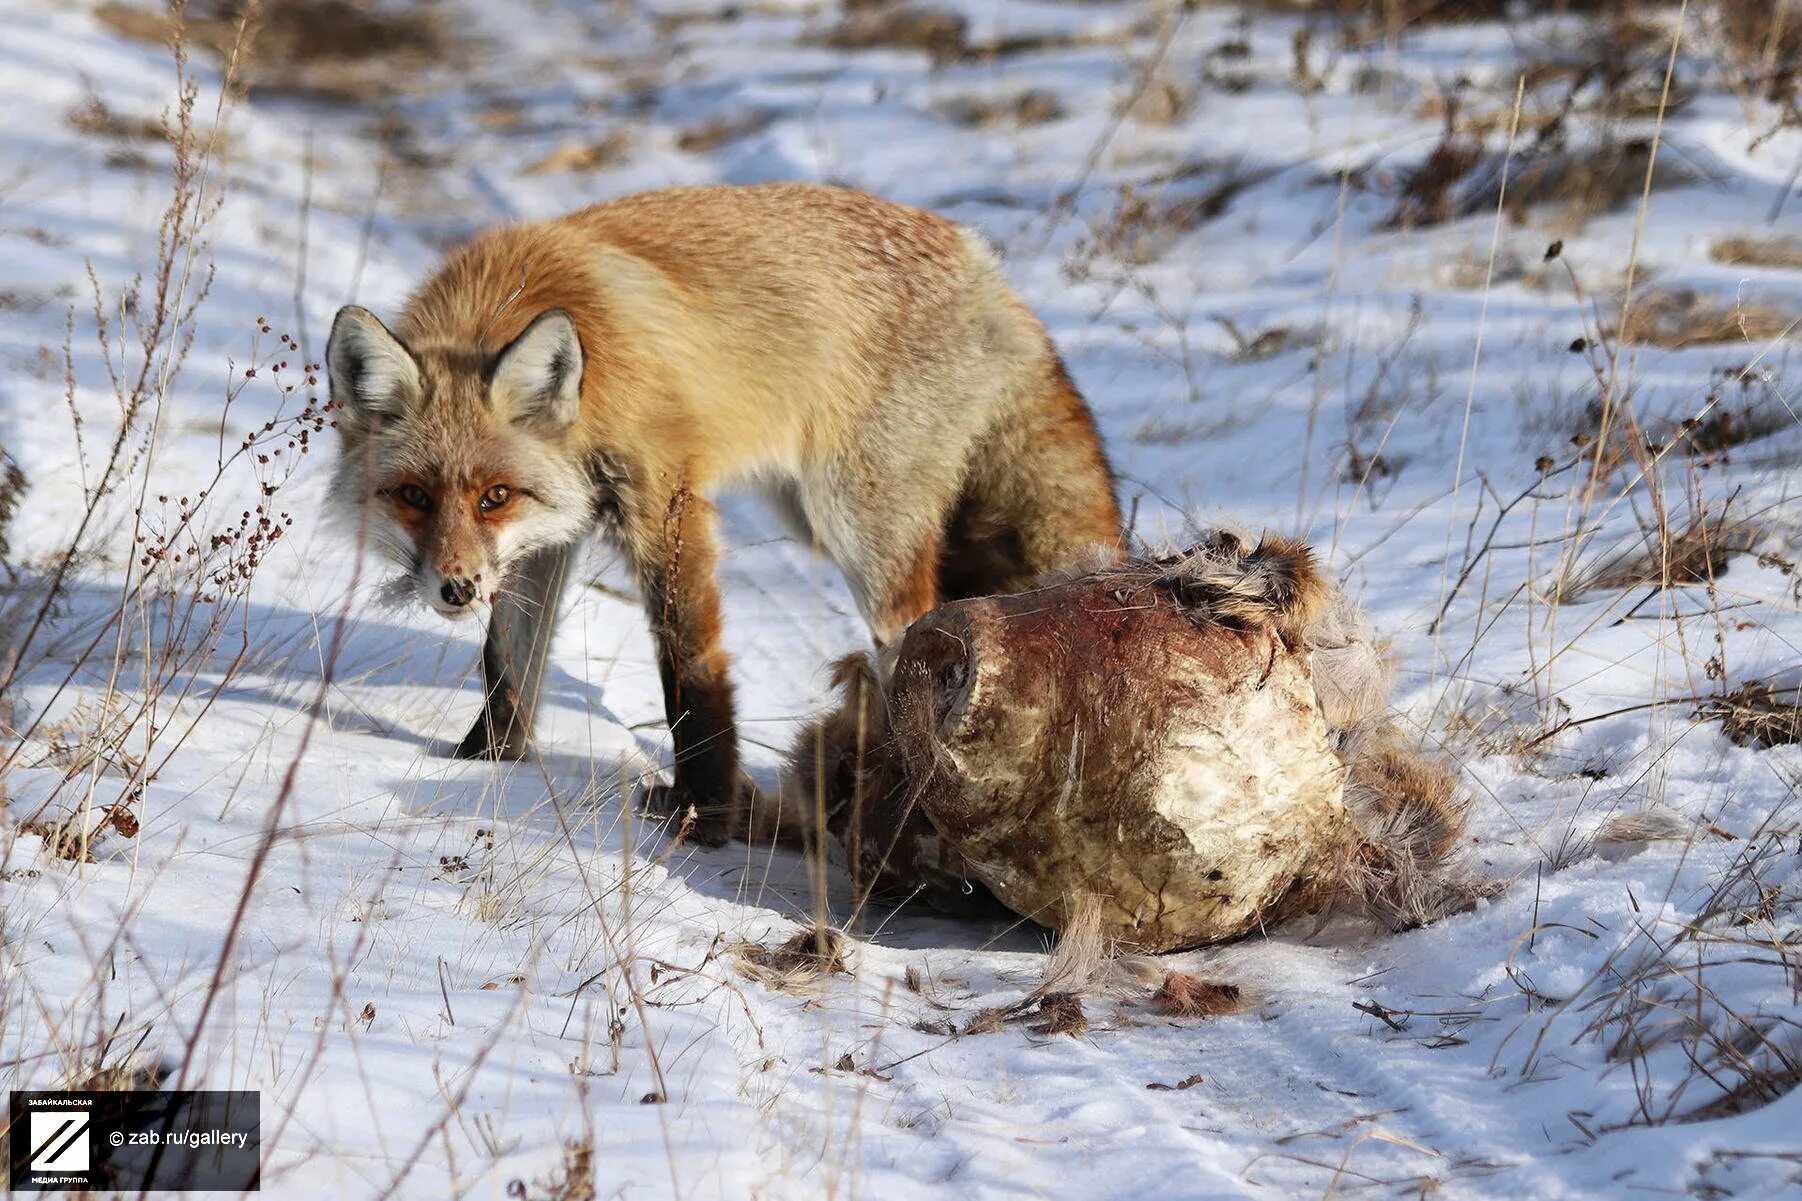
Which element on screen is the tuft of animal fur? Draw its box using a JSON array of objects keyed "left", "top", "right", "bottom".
[
  {"left": 764, "top": 651, "right": 991, "bottom": 912},
  {"left": 1145, "top": 530, "right": 1333, "bottom": 646},
  {"left": 770, "top": 530, "right": 1483, "bottom": 950}
]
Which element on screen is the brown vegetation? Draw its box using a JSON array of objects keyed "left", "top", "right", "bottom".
[
  {"left": 937, "top": 90, "right": 1065, "bottom": 128},
  {"left": 506, "top": 1140, "right": 597, "bottom": 1201},
  {"left": 731, "top": 927, "right": 850, "bottom": 992},
  {"left": 1680, "top": 399, "right": 1789, "bottom": 459},
  {"left": 67, "top": 94, "right": 168, "bottom": 142},
  {"left": 96, "top": 0, "right": 453, "bottom": 103},
  {"left": 0, "top": 448, "right": 23, "bottom": 575},
  {"left": 1614, "top": 290, "right": 1797, "bottom": 349},
  {"left": 1068, "top": 163, "right": 1272, "bottom": 270},
  {"left": 1388, "top": 131, "right": 1693, "bottom": 232},
  {"left": 521, "top": 132, "right": 632, "bottom": 175},
  {"left": 1558, "top": 508, "right": 1772, "bottom": 601},
  {"left": 1702, "top": 680, "right": 1802, "bottom": 748},
  {"left": 1028, "top": 993, "right": 1091, "bottom": 1037},
  {"left": 816, "top": 5, "right": 969, "bottom": 63},
  {"left": 815, "top": 1, "right": 1132, "bottom": 65},
  {"left": 675, "top": 111, "right": 778, "bottom": 153},
  {"left": 1706, "top": 0, "right": 1802, "bottom": 112},
  {"left": 1711, "top": 235, "right": 1802, "bottom": 270}
]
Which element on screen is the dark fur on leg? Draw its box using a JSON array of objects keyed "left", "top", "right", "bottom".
[
  {"left": 641, "top": 634, "right": 743, "bottom": 847},
  {"left": 639, "top": 493, "right": 742, "bottom": 846},
  {"left": 454, "top": 542, "right": 574, "bottom": 760}
]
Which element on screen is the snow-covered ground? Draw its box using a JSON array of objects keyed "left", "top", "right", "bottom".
[{"left": 2, "top": 0, "right": 1800, "bottom": 1196}]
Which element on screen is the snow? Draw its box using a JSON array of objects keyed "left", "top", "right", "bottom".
[{"left": 2, "top": 0, "right": 1799, "bottom": 1197}]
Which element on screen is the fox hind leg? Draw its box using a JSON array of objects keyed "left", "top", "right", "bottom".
[
  {"left": 812, "top": 362, "right": 1119, "bottom": 644},
  {"left": 941, "top": 361, "right": 1121, "bottom": 601},
  {"left": 859, "top": 534, "right": 944, "bottom": 647}
]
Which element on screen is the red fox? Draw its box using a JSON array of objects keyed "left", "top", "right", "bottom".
[{"left": 326, "top": 183, "right": 1120, "bottom": 843}]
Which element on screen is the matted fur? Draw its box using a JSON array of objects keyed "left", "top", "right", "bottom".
[
  {"left": 1153, "top": 530, "right": 1331, "bottom": 646},
  {"left": 774, "top": 528, "right": 1482, "bottom": 946},
  {"left": 767, "top": 652, "right": 990, "bottom": 910}
]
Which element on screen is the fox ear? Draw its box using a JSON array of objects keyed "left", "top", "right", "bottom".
[
  {"left": 492, "top": 309, "right": 583, "bottom": 431},
  {"left": 327, "top": 306, "right": 420, "bottom": 425}
]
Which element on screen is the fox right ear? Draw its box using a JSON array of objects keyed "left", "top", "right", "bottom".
[
  {"left": 491, "top": 309, "right": 584, "bottom": 432},
  {"left": 327, "top": 306, "right": 420, "bottom": 424}
]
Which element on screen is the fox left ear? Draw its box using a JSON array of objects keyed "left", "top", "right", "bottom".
[
  {"left": 328, "top": 305, "right": 421, "bottom": 426},
  {"left": 492, "top": 309, "right": 584, "bottom": 431}
]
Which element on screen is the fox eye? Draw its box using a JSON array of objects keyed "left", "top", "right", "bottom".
[
  {"left": 479, "top": 484, "right": 512, "bottom": 513},
  {"left": 395, "top": 484, "right": 433, "bottom": 512}
]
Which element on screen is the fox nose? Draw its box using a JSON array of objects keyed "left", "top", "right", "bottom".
[{"left": 440, "top": 578, "right": 478, "bottom": 608}]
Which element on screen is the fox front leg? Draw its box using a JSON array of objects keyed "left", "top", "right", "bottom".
[
  {"left": 454, "top": 542, "right": 575, "bottom": 760},
  {"left": 634, "top": 491, "right": 745, "bottom": 846}
]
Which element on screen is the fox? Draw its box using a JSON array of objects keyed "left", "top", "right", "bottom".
[{"left": 325, "top": 183, "right": 1121, "bottom": 844}]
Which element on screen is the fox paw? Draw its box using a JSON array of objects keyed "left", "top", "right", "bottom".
[{"left": 451, "top": 716, "right": 529, "bottom": 761}]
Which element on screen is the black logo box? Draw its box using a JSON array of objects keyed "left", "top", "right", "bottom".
[{"left": 9, "top": 1090, "right": 260, "bottom": 1193}]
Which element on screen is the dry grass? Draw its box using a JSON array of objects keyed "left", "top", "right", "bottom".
[
  {"left": 1679, "top": 399, "right": 1790, "bottom": 460},
  {"left": 1385, "top": 134, "right": 1483, "bottom": 230},
  {"left": 1443, "top": 683, "right": 1565, "bottom": 760},
  {"left": 506, "top": 1139, "right": 597, "bottom": 1201},
  {"left": 1118, "top": 68, "right": 1192, "bottom": 126},
  {"left": 936, "top": 90, "right": 1065, "bottom": 129},
  {"left": 1028, "top": 993, "right": 1090, "bottom": 1037},
  {"left": 1327, "top": 0, "right": 1630, "bottom": 35},
  {"left": 814, "top": 1, "right": 1132, "bottom": 65},
  {"left": 731, "top": 927, "right": 850, "bottom": 992},
  {"left": 1068, "top": 163, "right": 1271, "bottom": 269},
  {"left": 816, "top": 5, "right": 968, "bottom": 64},
  {"left": 1213, "top": 316, "right": 1319, "bottom": 363},
  {"left": 675, "top": 111, "right": 778, "bottom": 153},
  {"left": 1701, "top": 680, "right": 1802, "bottom": 748},
  {"left": 1546, "top": 829, "right": 1802, "bottom": 1126},
  {"left": 1711, "top": 235, "right": 1802, "bottom": 270},
  {"left": 1554, "top": 507, "right": 1773, "bottom": 602},
  {"left": 96, "top": 0, "right": 453, "bottom": 103},
  {"left": 1614, "top": 290, "right": 1797, "bottom": 349},
  {"left": 0, "top": 447, "right": 23, "bottom": 575},
  {"left": 0, "top": 21, "right": 419, "bottom": 1161},
  {"left": 522, "top": 132, "right": 632, "bottom": 176},
  {"left": 67, "top": 95, "right": 168, "bottom": 142},
  {"left": 1706, "top": 0, "right": 1802, "bottom": 112},
  {"left": 63, "top": 1053, "right": 169, "bottom": 1093},
  {"left": 1388, "top": 133, "right": 1695, "bottom": 233},
  {"left": 1503, "top": 138, "right": 1695, "bottom": 230}
]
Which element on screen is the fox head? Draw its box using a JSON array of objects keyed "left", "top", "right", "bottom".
[{"left": 326, "top": 305, "right": 595, "bottom": 620}]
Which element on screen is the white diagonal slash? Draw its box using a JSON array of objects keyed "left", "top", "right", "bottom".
[{"left": 29, "top": 1109, "right": 92, "bottom": 1172}]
